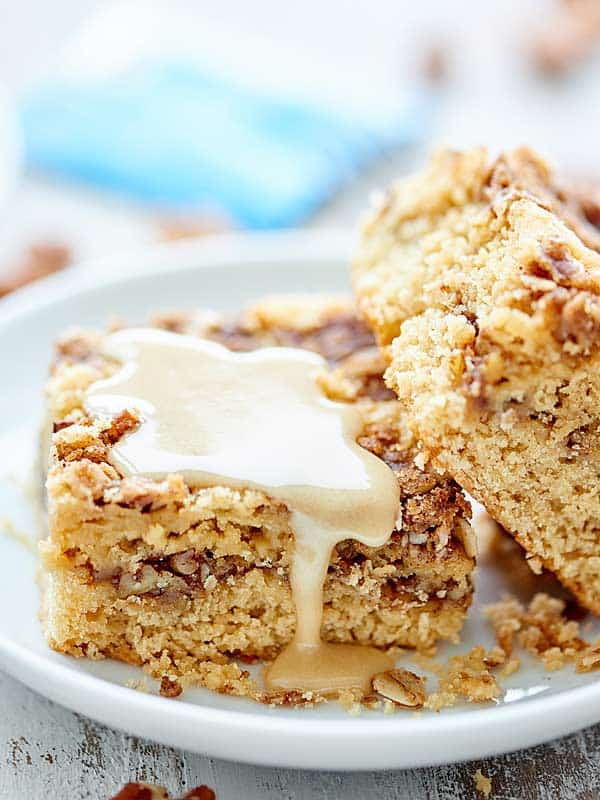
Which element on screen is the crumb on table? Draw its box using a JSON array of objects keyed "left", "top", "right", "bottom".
[
  {"left": 0, "top": 242, "right": 71, "bottom": 297},
  {"left": 158, "top": 216, "right": 230, "bottom": 241},
  {"left": 529, "top": 0, "right": 600, "bottom": 75},
  {"left": 473, "top": 768, "right": 492, "bottom": 797}
]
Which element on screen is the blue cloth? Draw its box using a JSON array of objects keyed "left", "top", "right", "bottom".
[{"left": 20, "top": 62, "right": 428, "bottom": 229}]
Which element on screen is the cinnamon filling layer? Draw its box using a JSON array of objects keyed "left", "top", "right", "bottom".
[
  {"left": 89, "top": 550, "right": 468, "bottom": 606},
  {"left": 85, "top": 329, "right": 400, "bottom": 693}
]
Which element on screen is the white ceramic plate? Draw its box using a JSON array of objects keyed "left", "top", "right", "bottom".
[{"left": 1, "top": 231, "right": 600, "bottom": 771}]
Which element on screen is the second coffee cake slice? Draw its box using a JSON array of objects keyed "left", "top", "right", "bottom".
[{"left": 354, "top": 146, "right": 600, "bottom": 613}]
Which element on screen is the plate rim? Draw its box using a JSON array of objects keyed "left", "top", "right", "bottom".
[
  {"left": 2, "top": 228, "right": 600, "bottom": 770},
  {"left": 0, "top": 227, "right": 356, "bottom": 322}
]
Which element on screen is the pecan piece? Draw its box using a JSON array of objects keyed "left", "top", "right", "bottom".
[
  {"left": 117, "top": 564, "right": 162, "bottom": 598},
  {"left": 183, "top": 788, "right": 216, "bottom": 800},
  {"left": 110, "top": 784, "right": 167, "bottom": 800},
  {"left": 168, "top": 550, "right": 200, "bottom": 576},
  {"left": 372, "top": 668, "right": 426, "bottom": 708},
  {"left": 100, "top": 409, "right": 140, "bottom": 445}
]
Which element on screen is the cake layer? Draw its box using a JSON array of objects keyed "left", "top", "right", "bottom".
[{"left": 42, "top": 563, "right": 471, "bottom": 685}]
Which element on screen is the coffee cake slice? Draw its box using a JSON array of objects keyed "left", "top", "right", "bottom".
[
  {"left": 354, "top": 146, "right": 600, "bottom": 613},
  {"left": 40, "top": 295, "right": 474, "bottom": 698}
]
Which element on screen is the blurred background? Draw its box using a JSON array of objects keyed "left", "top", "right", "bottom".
[{"left": 0, "top": 0, "right": 599, "bottom": 291}]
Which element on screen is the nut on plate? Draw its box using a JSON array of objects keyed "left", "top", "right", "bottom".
[{"left": 372, "top": 668, "right": 426, "bottom": 708}]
